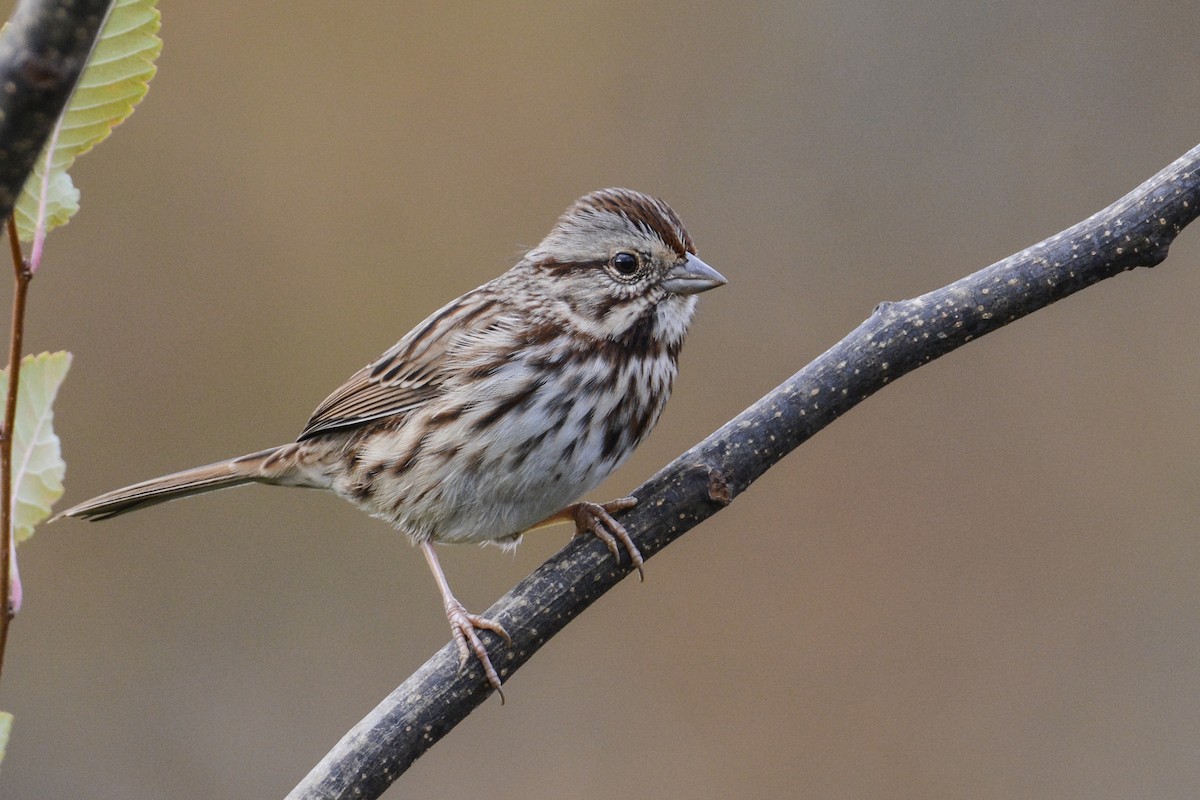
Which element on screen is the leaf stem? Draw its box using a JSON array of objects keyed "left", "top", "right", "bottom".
[
  {"left": 0, "top": 215, "right": 31, "bottom": 683},
  {"left": 30, "top": 115, "right": 65, "bottom": 274}
]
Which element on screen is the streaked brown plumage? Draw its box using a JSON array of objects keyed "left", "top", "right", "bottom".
[{"left": 58, "top": 188, "right": 726, "bottom": 697}]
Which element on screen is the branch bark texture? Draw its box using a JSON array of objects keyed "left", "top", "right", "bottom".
[
  {"left": 289, "top": 145, "right": 1200, "bottom": 800},
  {"left": 0, "top": 0, "right": 111, "bottom": 218}
]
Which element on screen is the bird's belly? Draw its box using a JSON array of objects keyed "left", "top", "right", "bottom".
[
  {"left": 431, "top": 432, "right": 612, "bottom": 545},
  {"left": 339, "top": 390, "right": 632, "bottom": 546}
]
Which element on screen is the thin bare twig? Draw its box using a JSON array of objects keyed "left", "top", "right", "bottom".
[
  {"left": 287, "top": 143, "right": 1200, "bottom": 800},
  {"left": 0, "top": 216, "right": 29, "bottom": 679}
]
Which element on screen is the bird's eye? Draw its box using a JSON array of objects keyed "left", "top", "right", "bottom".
[{"left": 610, "top": 251, "right": 640, "bottom": 277}]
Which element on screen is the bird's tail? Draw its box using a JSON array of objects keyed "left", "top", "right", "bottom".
[{"left": 56, "top": 444, "right": 308, "bottom": 521}]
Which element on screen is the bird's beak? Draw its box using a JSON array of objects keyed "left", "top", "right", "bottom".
[{"left": 661, "top": 253, "right": 727, "bottom": 295}]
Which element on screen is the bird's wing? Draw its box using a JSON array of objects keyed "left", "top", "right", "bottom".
[{"left": 297, "top": 289, "right": 510, "bottom": 440}]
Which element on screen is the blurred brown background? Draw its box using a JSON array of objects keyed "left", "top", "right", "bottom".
[{"left": 2, "top": 2, "right": 1199, "bottom": 798}]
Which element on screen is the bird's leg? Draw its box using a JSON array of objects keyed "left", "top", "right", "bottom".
[
  {"left": 531, "top": 497, "right": 643, "bottom": 580},
  {"left": 420, "top": 540, "right": 511, "bottom": 702}
]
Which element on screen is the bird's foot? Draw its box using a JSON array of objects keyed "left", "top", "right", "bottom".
[
  {"left": 444, "top": 598, "right": 511, "bottom": 703},
  {"left": 570, "top": 497, "right": 643, "bottom": 580}
]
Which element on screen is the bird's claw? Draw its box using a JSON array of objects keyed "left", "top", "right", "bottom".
[
  {"left": 445, "top": 599, "right": 510, "bottom": 703},
  {"left": 572, "top": 497, "right": 644, "bottom": 581}
]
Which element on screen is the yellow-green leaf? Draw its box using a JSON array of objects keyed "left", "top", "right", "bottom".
[
  {"left": 16, "top": 162, "right": 80, "bottom": 237},
  {"left": 0, "top": 712, "right": 11, "bottom": 772},
  {"left": 12, "top": 0, "right": 162, "bottom": 243},
  {"left": 0, "top": 352, "right": 72, "bottom": 542}
]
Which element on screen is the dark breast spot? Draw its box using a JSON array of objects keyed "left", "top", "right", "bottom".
[
  {"left": 427, "top": 404, "right": 468, "bottom": 427},
  {"left": 472, "top": 378, "right": 544, "bottom": 432}
]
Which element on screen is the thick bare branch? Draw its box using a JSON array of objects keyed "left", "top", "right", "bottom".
[
  {"left": 288, "top": 146, "right": 1200, "bottom": 799},
  {"left": 0, "top": 0, "right": 112, "bottom": 218}
]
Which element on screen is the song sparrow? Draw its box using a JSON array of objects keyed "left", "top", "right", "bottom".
[{"left": 59, "top": 188, "right": 726, "bottom": 697}]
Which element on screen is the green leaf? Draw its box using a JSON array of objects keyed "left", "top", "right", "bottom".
[
  {"left": 15, "top": 163, "right": 80, "bottom": 238},
  {"left": 0, "top": 352, "right": 72, "bottom": 543},
  {"left": 11, "top": 0, "right": 162, "bottom": 243},
  {"left": 0, "top": 712, "right": 11, "bottom": 771}
]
